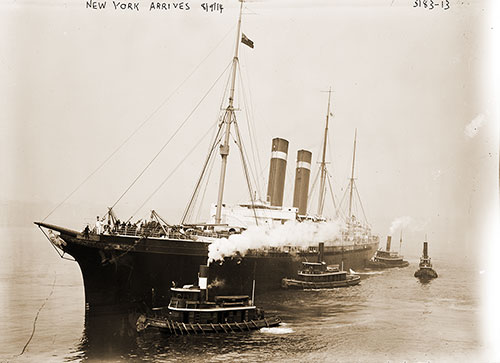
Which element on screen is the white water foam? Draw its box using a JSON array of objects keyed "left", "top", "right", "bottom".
[
  {"left": 260, "top": 325, "right": 294, "bottom": 334},
  {"left": 349, "top": 269, "right": 385, "bottom": 275}
]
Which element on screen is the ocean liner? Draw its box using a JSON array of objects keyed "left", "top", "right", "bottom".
[{"left": 35, "top": 1, "right": 379, "bottom": 311}]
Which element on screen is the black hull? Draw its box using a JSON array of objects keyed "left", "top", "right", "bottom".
[
  {"left": 414, "top": 268, "right": 438, "bottom": 280},
  {"left": 137, "top": 315, "right": 281, "bottom": 334},
  {"left": 281, "top": 275, "right": 361, "bottom": 289},
  {"left": 365, "top": 260, "right": 409, "bottom": 269},
  {"left": 37, "top": 222, "right": 378, "bottom": 311}
]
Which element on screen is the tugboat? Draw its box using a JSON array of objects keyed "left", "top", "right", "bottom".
[
  {"left": 136, "top": 265, "right": 281, "bottom": 335},
  {"left": 366, "top": 234, "right": 409, "bottom": 269},
  {"left": 414, "top": 240, "right": 438, "bottom": 280},
  {"left": 281, "top": 243, "right": 361, "bottom": 289}
]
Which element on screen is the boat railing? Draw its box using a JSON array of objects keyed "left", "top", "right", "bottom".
[{"left": 97, "top": 224, "right": 240, "bottom": 241}]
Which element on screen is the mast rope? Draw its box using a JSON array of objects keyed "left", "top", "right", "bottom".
[
  {"left": 233, "top": 121, "right": 259, "bottom": 225},
  {"left": 193, "top": 150, "right": 217, "bottom": 223},
  {"left": 237, "top": 62, "right": 263, "bottom": 198},
  {"left": 354, "top": 182, "right": 369, "bottom": 225},
  {"left": 326, "top": 171, "right": 338, "bottom": 217},
  {"left": 18, "top": 273, "right": 57, "bottom": 356},
  {"left": 181, "top": 119, "right": 225, "bottom": 224},
  {"left": 187, "top": 65, "right": 235, "bottom": 223},
  {"left": 336, "top": 181, "right": 349, "bottom": 221},
  {"left": 129, "top": 119, "right": 221, "bottom": 222},
  {"left": 41, "top": 24, "right": 235, "bottom": 222},
  {"left": 110, "top": 61, "right": 232, "bottom": 212}
]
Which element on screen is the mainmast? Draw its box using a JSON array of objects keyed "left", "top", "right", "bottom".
[
  {"left": 317, "top": 88, "right": 332, "bottom": 216},
  {"left": 347, "top": 128, "right": 357, "bottom": 222},
  {"left": 215, "top": 1, "right": 244, "bottom": 224}
]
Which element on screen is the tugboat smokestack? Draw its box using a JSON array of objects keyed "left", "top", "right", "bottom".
[
  {"left": 293, "top": 149, "right": 312, "bottom": 215},
  {"left": 386, "top": 236, "right": 392, "bottom": 252},
  {"left": 423, "top": 241, "right": 428, "bottom": 258},
  {"left": 267, "top": 138, "right": 289, "bottom": 207},
  {"left": 318, "top": 242, "right": 325, "bottom": 263},
  {"left": 198, "top": 265, "right": 209, "bottom": 302}
]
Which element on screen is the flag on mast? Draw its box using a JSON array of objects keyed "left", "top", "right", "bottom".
[{"left": 241, "top": 33, "right": 254, "bottom": 48}]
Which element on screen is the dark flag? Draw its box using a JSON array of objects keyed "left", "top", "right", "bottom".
[{"left": 241, "top": 33, "right": 254, "bottom": 49}]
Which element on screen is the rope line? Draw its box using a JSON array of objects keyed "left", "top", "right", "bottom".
[
  {"left": 111, "top": 61, "right": 232, "bottom": 211},
  {"left": 19, "top": 274, "right": 57, "bottom": 356},
  {"left": 131, "top": 121, "right": 220, "bottom": 221},
  {"left": 42, "top": 25, "right": 235, "bottom": 222}
]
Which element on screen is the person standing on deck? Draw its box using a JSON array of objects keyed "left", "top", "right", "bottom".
[{"left": 95, "top": 216, "right": 104, "bottom": 234}]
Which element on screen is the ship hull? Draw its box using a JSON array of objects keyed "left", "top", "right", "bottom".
[
  {"left": 414, "top": 267, "right": 438, "bottom": 280},
  {"left": 37, "top": 223, "right": 378, "bottom": 311},
  {"left": 281, "top": 275, "right": 361, "bottom": 289},
  {"left": 365, "top": 260, "right": 409, "bottom": 269},
  {"left": 137, "top": 315, "right": 282, "bottom": 334}
]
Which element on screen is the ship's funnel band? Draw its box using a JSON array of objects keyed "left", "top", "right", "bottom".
[
  {"left": 267, "top": 138, "right": 289, "bottom": 207},
  {"left": 293, "top": 149, "right": 312, "bottom": 215},
  {"left": 271, "top": 151, "right": 288, "bottom": 161},
  {"left": 296, "top": 161, "right": 311, "bottom": 170}
]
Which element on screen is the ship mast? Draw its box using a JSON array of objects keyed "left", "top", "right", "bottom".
[
  {"left": 317, "top": 88, "right": 332, "bottom": 216},
  {"left": 214, "top": 1, "right": 244, "bottom": 224},
  {"left": 399, "top": 229, "right": 403, "bottom": 254},
  {"left": 347, "top": 128, "right": 357, "bottom": 223}
]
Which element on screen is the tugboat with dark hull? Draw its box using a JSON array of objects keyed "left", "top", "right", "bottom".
[
  {"left": 414, "top": 240, "right": 438, "bottom": 280},
  {"left": 366, "top": 235, "right": 409, "bottom": 269},
  {"left": 281, "top": 243, "right": 361, "bottom": 289},
  {"left": 34, "top": 1, "right": 379, "bottom": 312},
  {"left": 136, "top": 265, "right": 281, "bottom": 334}
]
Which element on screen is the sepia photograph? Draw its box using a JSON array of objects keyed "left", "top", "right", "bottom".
[{"left": 1, "top": 0, "right": 498, "bottom": 361}]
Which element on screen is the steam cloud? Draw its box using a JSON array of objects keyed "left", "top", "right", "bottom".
[
  {"left": 389, "top": 216, "right": 413, "bottom": 235},
  {"left": 208, "top": 220, "right": 342, "bottom": 263}
]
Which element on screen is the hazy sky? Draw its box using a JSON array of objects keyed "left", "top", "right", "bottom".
[{"left": 1, "top": 0, "right": 498, "bottom": 262}]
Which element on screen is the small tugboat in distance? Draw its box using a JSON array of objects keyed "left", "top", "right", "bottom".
[
  {"left": 136, "top": 265, "right": 281, "bottom": 335},
  {"left": 414, "top": 240, "right": 438, "bottom": 280},
  {"left": 281, "top": 243, "right": 361, "bottom": 289},
  {"left": 366, "top": 234, "right": 409, "bottom": 269}
]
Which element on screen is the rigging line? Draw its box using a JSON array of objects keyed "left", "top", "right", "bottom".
[
  {"left": 337, "top": 182, "right": 349, "bottom": 218},
  {"left": 189, "top": 151, "right": 214, "bottom": 224},
  {"left": 354, "top": 182, "right": 369, "bottom": 224},
  {"left": 133, "top": 120, "right": 220, "bottom": 222},
  {"left": 237, "top": 63, "right": 262, "bottom": 198},
  {"left": 181, "top": 117, "right": 225, "bottom": 224},
  {"left": 194, "top": 148, "right": 217, "bottom": 223},
  {"left": 326, "top": 172, "right": 338, "bottom": 216},
  {"left": 184, "top": 126, "right": 223, "bottom": 224},
  {"left": 307, "top": 166, "right": 320, "bottom": 202},
  {"left": 234, "top": 126, "right": 258, "bottom": 200},
  {"left": 19, "top": 273, "right": 57, "bottom": 356},
  {"left": 111, "top": 61, "right": 232, "bottom": 211},
  {"left": 241, "top": 69, "right": 266, "bottom": 199},
  {"left": 42, "top": 25, "right": 236, "bottom": 222},
  {"left": 233, "top": 121, "right": 259, "bottom": 225}
]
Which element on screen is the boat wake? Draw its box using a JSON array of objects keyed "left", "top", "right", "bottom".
[
  {"left": 260, "top": 323, "right": 294, "bottom": 334},
  {"left": 349, "top": 269, "right": 385, "bottom": 275}
]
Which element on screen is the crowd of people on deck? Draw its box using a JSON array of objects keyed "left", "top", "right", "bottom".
[
  {"left": 83, "top": 216, "right": 172, "bottom": 238},
  {"left": 81, "top": 215, "right": 236, "bottom": 239}
]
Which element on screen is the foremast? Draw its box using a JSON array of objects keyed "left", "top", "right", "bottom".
[{"left": 215, "top": 0, "right": 244, "bottom": 224}]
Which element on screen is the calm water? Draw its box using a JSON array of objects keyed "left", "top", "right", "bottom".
[{"left": 0, "top": 227, "right": 486, "bottom": 362}]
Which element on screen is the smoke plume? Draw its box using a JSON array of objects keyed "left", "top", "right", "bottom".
[
  {"left": 208, "top": 220, "right": 342, "bottom": 263},
  {"left": 389, "top": 216, "right": 413, "bottom": 235}
]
